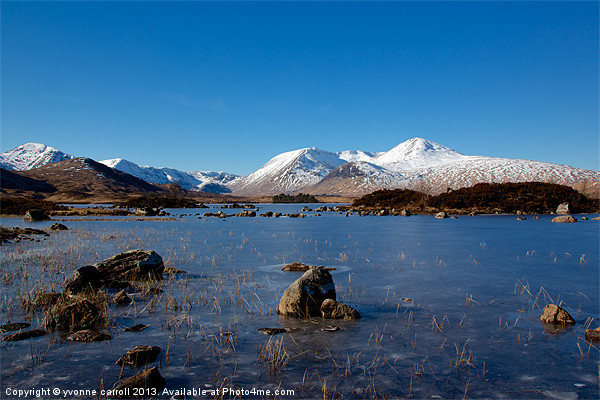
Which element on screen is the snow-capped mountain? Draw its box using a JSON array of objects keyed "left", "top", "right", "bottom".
[
  {"left": 99, "top": 158, "right": 238, "bottom": 193},
  {"left": 231, "top": 138, "right": 600, "bottom": 196},
  {"left": 0, "top": 143, "right": 74, "bottom": 171},
  {"left": 228, "top": 147, "right": 348, "bottom": 195},
  {"left": 3, "top": 138, "right": 598, "bottom": 198}
]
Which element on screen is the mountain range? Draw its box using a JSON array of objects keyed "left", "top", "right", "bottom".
[{"left": 1, "top": 139, "right": 598, "bottom": 199}]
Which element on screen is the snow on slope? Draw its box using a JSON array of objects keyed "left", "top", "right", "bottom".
[
  {"left": 230, "top": 147, "right": 348, "bottom": 195},
  {"left": 100, "top": 158, "right": 238, "bottom": 193},
  {"left": 0, "top": 143, "right": 74, "bottom": 171},
  {"left": 372, "top": 137, "right": 466, "bottom": 170},
  {"left": 233, "top": 137, "right": 600, "bottom": 196}
]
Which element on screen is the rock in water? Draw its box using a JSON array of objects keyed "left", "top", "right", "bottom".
[
  {"left": 585, "top": 327, "right": 600, "bottom": 342},
  {"left": 94, "top": 250, "right": 164, "bottom": 281},
  {"left": 257, "top": 328, "right": 288, "bottom": 335},
  {"left": 111, "top": 367, "right": 166, "bottom": 398},
  {"left": 116, "top": 345, "right": 161, "bottom": 368},
  {"left": 552, "top": 216, "right": 577, "bottom": 223},
  {"left": 556, "top": 203, "right": 571, "bottom": 214},
  {"left": 320, "top": 299, "right": 361, "bottom": 320},
  {"left": 276, "top": 267, "right": 336, "bottom": 318},
  {"left": 3, "top": 329, "right": 47, "bottom": 341},
  {"left": 282, "top": 262, "right": 319, "bottom": 272},
  {"left": 24, "top": 209, "right": 51, "bottom": 222},
  {"left": 540, "top": 304, "right": 575, "bottom": 325},
  {"left": 50, "top": 223, "right": 68, "bottom": 230},
  {"left": 435, "top": 211, "right": 448, "bottom": 219},
  {"left": 67, "top": 330, "right": 111, "bottom": 342}
]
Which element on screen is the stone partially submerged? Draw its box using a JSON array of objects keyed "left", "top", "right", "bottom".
[
  {"left": 64, "top": 250, "right": 164, "bottom": 294},
  {"left": 320, "top": 299, "right": 361, "bottom": 320},
  {"left": 24, "top": 209, "right": 51, "bottom": 222},
  {"left": 94, "top": 250, "right": 164, "bottom": 281},
  {"left": 117, "top": 345, "right": 161, "bottom": 368},
  {"left": 111, "top": 367, "right": 166, "bottom": 398},
  {"left": 276, "top": 267, "right": 336, "bottom": 318},
  {"left": 540, "top": 304, "right": 575, "bottom": 325},
  {"left": 552, "top": 216, "right": 577, "bottom": 223}
]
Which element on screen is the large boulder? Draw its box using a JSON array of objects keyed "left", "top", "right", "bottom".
[
  {"left": 94, "top": 250, "right": 164, "bottom": 281},
  {"left": 540, "top": 304, "right": 575, "bottom": 325},
  {"left": 556, "top": 203, "right": 571, "bottom": 214},
  {"left": 320, "top": 299, "right": 361, "bottom": 320},
  {"left": 24, "top": 209, "right": 51, "bottom": 222},
  {"left": 111, "top": 367, "right": 166, "bottom": 398},
  {"left": 276, "top": 267, "right": 336, "bottom": 318},
  {"left": 552, "top": 216, "right": 577, "bottom": 223}
]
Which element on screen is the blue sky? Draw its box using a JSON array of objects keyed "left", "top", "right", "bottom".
[{"left": 2, "top": 1, "right": 598, "bottom": 175}]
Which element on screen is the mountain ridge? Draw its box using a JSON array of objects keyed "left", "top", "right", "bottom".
[{"left": 2, "top": 138, "right": 598, "bottom": 198}]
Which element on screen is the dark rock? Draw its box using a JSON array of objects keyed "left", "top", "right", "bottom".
[
  {"left": 517, "top": 217, "right": 526, "bottom": 220},
  {"left": 49, "top": 298, "right": 101, "bottom": 332},
  {"left": 552, "top": 215, "right": 577, "bottom": 223},
  {"left": 124, "top": 324, "right": 148, "bottom": 332},
  {"left": 116, "top": 346, "right": 161, "bottom": 368},
  {"left": 301, "top": 206, "right": 313, "bottom": 212},
  {"left": 257, "top": 328, "right": 288, "bottom": 335},
  {"left": 540, "top": 304, "right": 575, "bottom": 325},
  {"left": 111, "top": 367, "right": 166, "bottom": 398},
  {"left": 67, "top": 329, "right": 111, "bottom": 342},
  {"left": 400, "top": 209, "right": 411, "bottom": 217},
  {"left": 94, "top": 250, "right": 164, "bottom": 281},
  {"left": 556, "top": 203, "right": 571, "bottom": 214},
  {"left": 273, "top": 212, "right": 282, "bottom": 218},
  {"left": 260, "top": 211, "right": 274, "bottom": 217},
  {"left": 64, "top": 265, "right": 103, "bottom": 294},
  {"left": 276, "top": 267, "right": 336, "bottom": 318},
  {"left": 236, "top": 210, "right": 256, "bottom": 217},
  {"left": 585, "top": 327, "right": 600, "bottom": 342},
  {"left": 320, "top": 299, "right": 361, "bottom": 320},
  {"left": 434, "top": 211, "right": 448, "bottom": 219},
  {"left": 50, "top": 223, "right": 68, "bottom": 230},
  {"left": 0, "top": 322, "right": 31, "bottom": 333},
  {"left": 3, "top": 329, "right": 47, "bottom": 341},
  {"left": 114, "top": 290, "right": 132, "bottom": 306},
  {"left": 24, "top": 209, "right": 51, "bottom": 222}
]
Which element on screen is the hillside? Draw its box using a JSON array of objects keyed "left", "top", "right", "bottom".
[
  {"left": 18, "top": 157, "right": 164, "bottom": 202},
  {"left": 352, "top": 182, "right": 600, "bottom": 214}
]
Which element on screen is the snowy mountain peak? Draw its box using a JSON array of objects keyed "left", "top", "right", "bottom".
[
  {"left": 373, "top": 137, "right": 464, "bottom": 169},
  {"left": 0, "top": 143, "right": 74, "bottom": 171}
]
